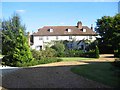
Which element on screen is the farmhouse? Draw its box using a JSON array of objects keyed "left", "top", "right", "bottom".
[{"left": 30, "top": 21, "right": 97, "bottom": 50}]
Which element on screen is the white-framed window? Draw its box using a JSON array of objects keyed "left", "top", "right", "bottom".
[
  {"left": 39, "top": 37, "right": 43, "bottom": 40},
  {"left": 46, "top": 36, "right": 49, "bottom": 40},
  {"left": 83, "top": 29, "right": 86, "bottom": 32},
  {"left": 56, "top": 36, "right": 59, "bottom": 40},
  {"left": 49, "top": 29, "right": 53, "bottom": 32},
  {"left": 36, "top": 45, "right": 42, "bottom": 50},
  {"left": 67, "top": 29, "right": 71, "bottom": 32},
  {"left": 89, "top": 36, "right": 92, "bottom": 39},
  {"left": 69, "top": 36, "right": 72, "bottom": 40}
]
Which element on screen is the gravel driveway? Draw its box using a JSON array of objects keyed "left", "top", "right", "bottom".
[{"left": 2, "top": 54, "right": 113, "bottom": 89}]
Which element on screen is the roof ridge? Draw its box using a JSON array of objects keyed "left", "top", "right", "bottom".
[
  {"left": 44, "top": 25, "right": 76, "bottom": 27},
  {"left": 42, "top": 26, "right": 88, "bottom": 28}
]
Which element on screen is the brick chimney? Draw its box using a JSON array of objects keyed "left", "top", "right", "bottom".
[
  {"left": 77, "top": 21, "right": 82, "bottom": 29},
  {"left": 27, "top": 32, "right": 30, "bottom": 47}
]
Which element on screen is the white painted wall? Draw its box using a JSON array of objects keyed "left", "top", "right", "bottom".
[{"left": 31, "top": 35, "right": 96, "bottom": 50}]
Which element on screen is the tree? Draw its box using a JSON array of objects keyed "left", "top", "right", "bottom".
[
  {"left": 2, "top": 14, "right": 26, "bottom": 55},
  {"left": 95, "top": 16, "right": 114, "bottom": 44},
  {"left": 118, "top": 43, "right": 120, "bottom": 58},
  {"left": 0, "top": 19, "right": 2, "bottom": 54},
  {"left": 112, "top": 14, "right": 120, "bottom": 50},
  {"left": 95, "top": 14, "right": 120, "bottom": 54},
  {"left": 12, "top": 29, "right": 33, "bottom": 66},
  {"left": 2, "top": 14, "right": 33, "bottom": 67}
]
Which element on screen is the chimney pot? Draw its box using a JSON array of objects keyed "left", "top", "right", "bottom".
[{"left": 91, "top": 24, "right": 93, "bottom": 30}]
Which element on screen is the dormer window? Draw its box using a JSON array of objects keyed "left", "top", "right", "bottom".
[
  {"left": 66, "top": 29, "right": 71, "bottom": 32},
  {"left": 83, "top": 29, "right": 86, "bottom": 32},
  {"left": 49, "top": 29, "right": 53, "bottom": 32}
]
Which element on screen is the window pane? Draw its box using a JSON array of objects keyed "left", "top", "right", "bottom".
[
  {"left": 46, "top": 36, "right": 49, "bottom": 40},
  {"left": 89, "top": 36, "right": 92, "bottom": 39},
  {"left": 56, "top": 36, "right": 58, "bottom": 40},
  {"left": 69, "top": 36, "right": 72, "bottom": 39},
  {"left": 39, "top": 37, "right": 43, "bottom": 40}
]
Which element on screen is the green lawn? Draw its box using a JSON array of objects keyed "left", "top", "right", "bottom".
[
  {"left": 71, "top": 62, "right": 120, "bottom": 87},
  {"left": 60, "top": 57, "right": 95, "bottom": 61}
]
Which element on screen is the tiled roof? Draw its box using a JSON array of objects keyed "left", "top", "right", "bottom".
[{"left": 33, "top": 26, "right": 97, "bottom": 36}]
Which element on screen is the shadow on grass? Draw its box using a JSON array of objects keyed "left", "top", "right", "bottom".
[
  {"left": 2, "top": 61, "right": 120, "bottom": 89},
  {"left": 71, "top": 62, "right": 120, "bottom": 88}
]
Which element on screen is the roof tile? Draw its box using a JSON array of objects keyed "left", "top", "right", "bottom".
[{"left": 33, "top": 26, "right": 97, "bottom": 36}]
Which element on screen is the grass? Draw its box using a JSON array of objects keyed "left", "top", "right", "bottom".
[
  {"left": 60, "top": 57, "right": 95, "bottom": 61},
  {"left": 71, "top": 62, "right": 120, "bottom": 87}
]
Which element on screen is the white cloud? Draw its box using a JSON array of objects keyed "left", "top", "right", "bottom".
[{"left": 16, "top": 10, "right": 26, "bottom": 13}]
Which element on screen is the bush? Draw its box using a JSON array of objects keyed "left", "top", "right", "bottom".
[
  {"left": 31, "top": 49, "right": 41, "bottom": 60},
  {"left": 2, "top": 57, "right": 62, "bottom": 67},
  {"left": 41, "top": 47, "right": 57, "bottom": 58},
  {"left": 2, "top": 55, "right": 14, "bottom": 66},
  {"left": 95, "top": 45, "right": 99, "bottom": 58},
  {"left": 51, "top": 42, "right": 65, "bottom": 57},
  {"left": 114, "top": 50, "right": 118, "bottom": 57},
  {"left": 65, "top": 49, "right": 84, "bottom": 57},
  {"left": 31, "top": 47, "right": 56, "bottom": 60},
  {"left": 84, "top": 45, "right": 99, "bottom": 58},
  {"left": 114, "top": 43, "right": 120, "bottom": 58},
  {"left": 84, "top": 50, "right": 95, "bottom": 58},
  {"left": 30, "top": 48, "right": 61, "bottom": 66},
  {"left": 38, "top": 57, "right": 62, "bottom": 64}
]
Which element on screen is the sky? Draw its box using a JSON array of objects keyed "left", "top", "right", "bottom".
[{"left": 1, "top": 1, "right": 119, "bottom": 33}]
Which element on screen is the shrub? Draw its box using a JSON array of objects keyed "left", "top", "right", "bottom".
[
  {"left": 65, "top": 49, "right": 84, "bottom": 57},
  {"left": 38, "top": 57, "right": 62, "bottom": 64},
  {"left": 31, "top": 49, "right": 41, "bottom": 60},
  {"left": 41, "top": 47, "right": 57, "bottom": 58},
  {"left": 95, "top": 45, "right": 99, "bottom": 58},
  {"left": 31, "top": 47, "right": 56, "bottom": 60},
  {"left": 114, "top": 50, "right": 118, "bottom": 57},
  {"left": 30, "top": 48, "right": 61, "bottom": 66},
  {"left": 84, "top": 50, "right": 95, "bottom": 58},
  {"left": 28, "top": 59, "right": 39, "bottom": 66},
  {"left": 51, "top": 42, "right": 65, "bottom": 57},
  {"left": 114, "top": 43, "right": 120, "bottom": 58},
  {"left": 2, "top": 55, "right": 13, "bottom": 66},
  {"left": 84, "top": 45, "right": 99, "bottom": 58}
]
